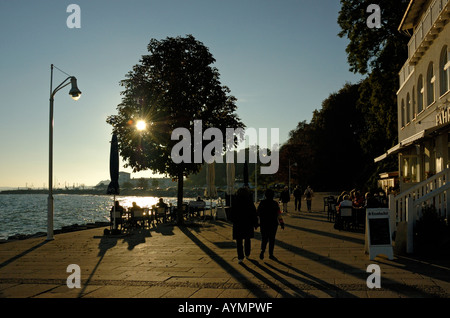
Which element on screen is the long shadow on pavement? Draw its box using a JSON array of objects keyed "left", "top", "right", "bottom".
[
  {"left": 263, "top": 260, "right": 355, "bottom": 298},
  {"left": 274, "top": 237, "right": 445, "bottom": 297},
  {"left": 239, "top": 260, "right": 307, "bottom": 298},
  {"left": 285, "top": 223, "right": 364, "bottom": 245},
  {"left": 246, "top": 259, "right": 323, "bottom": 298},
  {"left": 179, "top": 226, "right": 271, "bottom": 298},
  {"left": 0, "top": 240, "right": 50, "bottom": 269}
]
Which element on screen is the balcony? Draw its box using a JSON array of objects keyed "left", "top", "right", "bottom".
[
  {"left": 408, "top": 0, "right": 449, "bottom": 64},
  {"left": 399, "top": 0, "right": 449, "bottom": 88}
]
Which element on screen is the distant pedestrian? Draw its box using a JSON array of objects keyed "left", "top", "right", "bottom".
[
  {"left": 304, "top": 186, "right": 314, "bottom": 212},
  {"left": 280, "top": 186, "right": 290, "bottom": 213},
  {"left": 229, "top": 187, "right": 259, "bottom": 263},
  {"left": 257, "top": 189, "right": 285, "bottom": 260},
  {"left": 293, "top": 186, "right": 302, "bottom": 211}
]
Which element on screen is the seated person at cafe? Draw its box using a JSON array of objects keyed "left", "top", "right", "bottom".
[
  {"left": 110, "top": 201, "right": 125, "bottom": 230},
  {"left": 190, "top": 196, "right": 205, "bottom": 217},
  {"left": 364, "top": 192, "right": 380, "bottom": 208},
  {"left": 131, "top": 201, "right": 141, "bottom": 211},
  {"left": 338, "top": 195, "right": 352, "bottom": 213},
  {"left": 352, "top": 191, "right": 364, "bottom": 208},
  {"left": 110, "top": 201, "right": 124, "bottom": 214},
  {"left": 130, "top": 201, "right": 142, "bottom": 217},
  {"left": 156, "top": 198, "right": 168, "bottom": 209}
]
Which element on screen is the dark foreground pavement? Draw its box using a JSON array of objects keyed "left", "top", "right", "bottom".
[{"left": 1, "top": 193, "right": 449, "bottom": 312}]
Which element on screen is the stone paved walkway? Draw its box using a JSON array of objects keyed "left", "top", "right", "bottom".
[{"left": 1, "top": 192, "right": 449, "bottom": 303}]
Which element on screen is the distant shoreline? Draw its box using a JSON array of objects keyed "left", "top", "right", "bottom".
[{"left": 0, "top": 188, "right": 217, "bottom": 198}]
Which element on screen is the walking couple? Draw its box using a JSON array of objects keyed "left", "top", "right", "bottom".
[{"left": 229, "top": 187, "right": 285, "bottom": 263}]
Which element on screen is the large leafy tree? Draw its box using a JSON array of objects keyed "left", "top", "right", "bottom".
[
  {"left": 279, "top": 83, "right": 365, "bottom": 191},
  {"left": 338, "top": 0, "right": 410, "bottom": 187},
  {"left": 107, "top": 35, "right": 244, "bottom": 224}
]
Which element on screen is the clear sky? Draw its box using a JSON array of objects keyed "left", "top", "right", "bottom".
[{"left": 0, "top": 0, "right": 363, "bottom": 188}]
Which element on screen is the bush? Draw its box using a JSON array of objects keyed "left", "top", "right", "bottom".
[{"left": 414, "top": 205, "right": 450, "bottom": 256}]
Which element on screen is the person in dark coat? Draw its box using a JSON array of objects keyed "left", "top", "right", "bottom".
[
  {"left": 257, "top": 189, "right": 285, "bottom": 260},
  {"left": 229, "top": 187, "right": 258, "bottom": 263},
  {"left": 280, "top": 186, "right": 290, "bottom": 213}
]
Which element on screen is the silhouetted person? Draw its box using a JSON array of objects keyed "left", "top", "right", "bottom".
[
  {"left": 304, "top": 186, "right": 314, "bottom": 212},
  {"left": 156, "top": 198, "right": 168, "bottom": 209},
  {"left": 280, "top": 186, "right": 290, "bottom": 213},
  {"left": 293, "top": 185, "right": 302, "bottom": 211},
  {"left": 131, "top": 201, "right": 141, "bottom": 211},
  {"left": 229, "top": 187, "right": 258, "bottom": 263},
  {"left": 110, "top": 201, "right": 124, "bottom": 213},
  {"left": 110, "top": 201, "right": 124, "bottom": 231},
  {"left": 257, "top": 189, "right": 285, "bottom": 260}
]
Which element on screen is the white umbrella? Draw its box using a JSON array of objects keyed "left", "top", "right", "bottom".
[
  {"left": 205, "top": 162, "right": 217, "bottom": 198},
  {"left": 226, "top": 163, "right": 235, "bottom": 206},
  {"left": 226, "top": 163, "right": 235, "bottom": 194},
  {"left": 204, "top": 163, "right": 217, "bottom": 219}
]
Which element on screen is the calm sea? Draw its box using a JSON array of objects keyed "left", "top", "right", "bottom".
[{"left": 0, "top": 194, "right": 197, "bottom": 240}]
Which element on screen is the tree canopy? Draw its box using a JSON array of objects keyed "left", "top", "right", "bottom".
[
  {"left": 107, "top": 35, "right": 244, "bottom": 223},
  {"left": 279, "top": 1, "right": 411, "bottom": 192}
]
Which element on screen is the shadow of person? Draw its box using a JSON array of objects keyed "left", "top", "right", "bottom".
[
  {"left": 246, "top": 259, "right": 314, "bottom": 298},
  {"left": 266, "top": 258, "right": 356, "bottom": 298},
  {"left": 97, "top": 233, "right": 120, "bottom": 257},
  {"left": 154, "top": 223, "right": 175, "bottom": 235},
  {"left": 122, "top": 228, "right": 151, "bottom": 250}
]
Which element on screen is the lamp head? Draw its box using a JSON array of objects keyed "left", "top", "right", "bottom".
[{"left": 69, "top": 77, "right": 82, "bottom": 101}]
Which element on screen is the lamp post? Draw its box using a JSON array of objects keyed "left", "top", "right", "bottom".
[
  {"left": 255, "top": 160, "right": 257, "bottom": 202},
  {"left": 47, "top": 64, "right": 81, "bottom": 241},
  {"left": 288, "top": 159, "right": 297, "bottom": 195}
]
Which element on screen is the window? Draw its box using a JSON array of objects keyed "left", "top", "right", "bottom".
[
  {"left": 406, "top": 93, "right": 411, "bottom": 123},
  {"left": 427, "top": 62, "right": 435, "bottom": 106},
  {"left": 440, "top": 45, "right": 449, "bottom": 96},
  {"left": 412, "top": 87, "right": 416, "bottom": 118},
  {"left": 401, "top": 99, "right": 405, "bottom": 127},
  {"left": 417, "top": 75, "right": 424, "bottom": 113}
]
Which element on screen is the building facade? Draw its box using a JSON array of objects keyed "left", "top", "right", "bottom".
[{"left": 376, "top": 0, "right": 450, "bottom": 193}]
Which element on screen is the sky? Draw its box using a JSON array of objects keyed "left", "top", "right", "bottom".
[{"left": 0, "top": 0, "right": 363, "bottom": 188}]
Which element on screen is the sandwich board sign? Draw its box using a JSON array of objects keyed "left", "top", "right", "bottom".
[{"left": 365, "top": 208, "right": 393, "bottom": 260}]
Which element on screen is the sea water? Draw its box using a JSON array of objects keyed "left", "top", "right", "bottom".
[{"left": 0, "top": 194, "right": 192, "bottom": 240}]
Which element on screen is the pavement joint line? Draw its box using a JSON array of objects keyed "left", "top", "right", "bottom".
[{"left": 0, "top": 278, "right": 448, "bottom": 297}]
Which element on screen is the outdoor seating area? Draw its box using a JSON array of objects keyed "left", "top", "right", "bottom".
[
  {"left": 325, "top": 189, "right": 388, "bottom": 231},
  {"left": 108, "top": 198, "right": 217, "bottom": 233}
]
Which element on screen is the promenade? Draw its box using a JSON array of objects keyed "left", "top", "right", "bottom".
[{"left": 1, "top": 192, "right": 449, "bottom": 303}]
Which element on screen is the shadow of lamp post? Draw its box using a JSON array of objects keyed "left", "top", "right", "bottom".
[{"left": 47, "top": 64, "right": 81, "bottom": 241}]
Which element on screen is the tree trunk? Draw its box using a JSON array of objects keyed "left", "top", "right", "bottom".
[{"left": 177, "top": 169, "right": 184, "bottom": 225}]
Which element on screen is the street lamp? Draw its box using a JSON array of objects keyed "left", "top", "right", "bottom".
[
  {"left": 47, "top": 64, "right": 81, "bottom": 241},
  {"left": 288, "top": 159, "right": 297, "bottom": 195}
]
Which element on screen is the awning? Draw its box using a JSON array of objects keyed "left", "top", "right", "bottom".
[
  {"left": 374, "top": 122, "right": 450, "bottom": 163},
  {"left": 374, "top": 102, "right": 450, "bottom": 163},
  {"left": 401, "top": 130, "right": 425, "bottom": 147}
]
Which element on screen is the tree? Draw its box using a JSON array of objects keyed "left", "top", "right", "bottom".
[
  {"left": 107, "top": 35, "right": 244, "bottom": 224},
  {"left": 280, "top": 83, "right": 365, "bottom": 191},
  {"left": 337, "top": 0, "right": 410, "bottom": 75},
  {"left": 338, "top": 0, "right": 410, "bottom": 187}
]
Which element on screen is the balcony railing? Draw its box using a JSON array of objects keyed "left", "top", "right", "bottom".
[
  {"left": 408, "top": 0, "right": 449, "bottom": 63},
  {"left": 399, "top": 0, "right": 449, "bottom": 87},
  {"left": 399, "top": 62, "right": 414, "bottom": 89}
]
